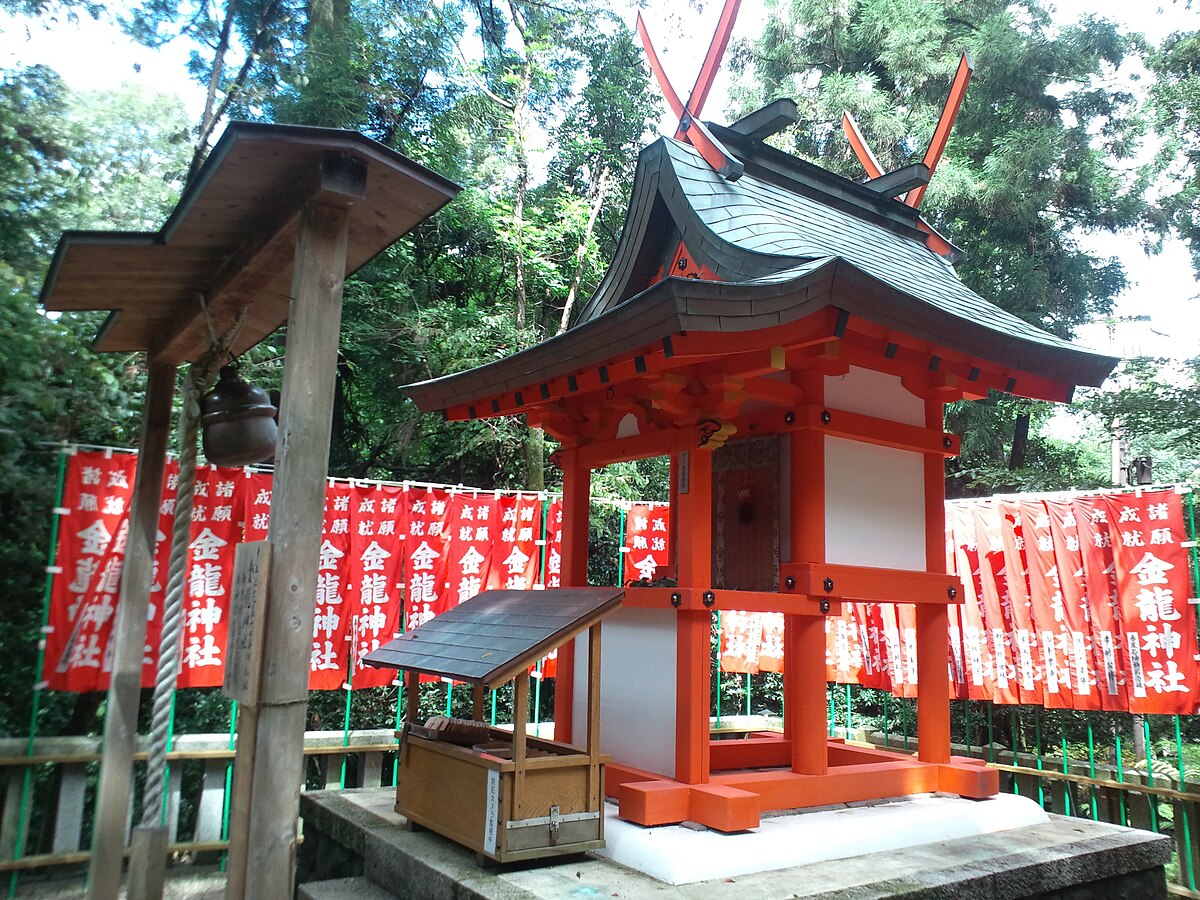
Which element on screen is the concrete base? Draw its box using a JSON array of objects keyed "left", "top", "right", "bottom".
[{"left": 298, "top": 787, "right": 1171, "bottom": 899}]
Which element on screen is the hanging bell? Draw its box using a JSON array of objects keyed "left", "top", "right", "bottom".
[{"left": 200, "top": 365, "right": 278, "bottom": 466}]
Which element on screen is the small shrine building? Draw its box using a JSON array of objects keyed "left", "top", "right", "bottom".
[{"left": 400, "top": 106, "right": 1118, "bottom": 832}]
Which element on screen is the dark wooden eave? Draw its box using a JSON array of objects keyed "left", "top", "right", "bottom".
[
  {"left": 40, "top": 122, "right": 460, "bottom": 365},
  {"left": 363, "top": 587, "right": 623, "bottom": 689},
  {"left": 404, "top": 256, "right": 1117, "bottom": 415}
]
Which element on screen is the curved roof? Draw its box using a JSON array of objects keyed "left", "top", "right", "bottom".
[
  {"left": 41, "top": 122, "right": 460, "bottom": 365},
  {"left": 405, "top": 131, "right": 1117, "bottom": 413}
]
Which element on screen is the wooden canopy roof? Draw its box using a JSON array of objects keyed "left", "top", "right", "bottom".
[
  {"left": 404, "top": 123, "right": 1117, "bottom": 420},
  {"left": 40, "top": 122, "right": 460, "bottom": 365},
  {"left": 363, "top": 588, "right": 623, "bottom": 689}
]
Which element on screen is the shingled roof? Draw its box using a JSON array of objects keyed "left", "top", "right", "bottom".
[{"left": 404, "top": 128, "right": 1117, "bottom": 413}]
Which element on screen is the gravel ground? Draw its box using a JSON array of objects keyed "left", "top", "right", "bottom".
[{"left": 9, "top": 866, "right": 226, "bottom": 899}]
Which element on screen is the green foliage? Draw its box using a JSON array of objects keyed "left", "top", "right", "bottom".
[
  {"left": 0, "top": 69, "right": 188, "bottom": 736},
  {"left": 1149, "top": 29, "right": 1200, "bottom": 275},
  {"left": 735, "top": 0, "right": 1146, "bottom": 338}
]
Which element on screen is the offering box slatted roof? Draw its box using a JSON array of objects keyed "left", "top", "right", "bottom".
[{"left": 364, "top": 588, "right": 623, "bottom": 689}]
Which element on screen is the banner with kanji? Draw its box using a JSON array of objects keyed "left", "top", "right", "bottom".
[
  {"left": 42, "top": 451, "right": 1199, "bottom": 712},
  {"left": 622, "top": 502, "right": 671, "bottom": 583}
]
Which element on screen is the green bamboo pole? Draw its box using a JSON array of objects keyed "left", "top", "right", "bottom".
[
  {"left": 1060, "top": 730, "right": 1071, "bottom": 816},
  {"left": 445, "top": 681, "right": 453, "bottom": 717},
  {"left": 1145, "top": 717, "right": 1159, "bottom": 831},
  {"left": 1175, "top": 714, "right": 1195, "bottom": 888},
  {"left": 845, "top": 684, "right": 852, "bottom": 737},
  {"left": 392, "top": 678, "right": 404, "bottom": 784},
  {"left": 902, "top": 696, "right": 910, "bottom": 750},
  {"left": 159, "top": 690, "right": 178, "bottom": 824},
  {"left": 220, "top": 699, "right": 238, "bottom": 870},
  {"left": 490, "top": 689, "right": 497, "bottom": 726},
  {"left": 339, "top": 662, "right": 354, "bottom": 789},
  {"left": 1116, "top": 729, "right": 1127, "bottom": 826},
  {"left": 1086, "top": 721, "right": 1098, "bottom": 821},
  {"left": 8, "top": 446, "right": 69, "bottom": 899}
]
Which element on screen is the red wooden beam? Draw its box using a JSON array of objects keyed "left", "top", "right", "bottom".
[
  {"left": 680, "top": 0, "right": 744, "bottom": 136},
  {"left": 906, "top": 53, "right": 973, "bottom": 208},
  {"left": 841, "top": 111, "right": 884, "bottom": 180},
  {"left": 636, "top": 12, "right": 744, "bottom": 181}
]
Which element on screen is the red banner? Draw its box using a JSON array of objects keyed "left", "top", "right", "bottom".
[
  {"left": 177, "top": 467, "right": 245, "bottom": 689},
  {"left": 403, "top": 486, "right": 452, "bottom": 629},
  {"left": 1020, "top": 501, "right": 1077, "bottom": 708},
  {"left": 622, "top": 502, "right": 671, "bottom": 583},
  {"left": 487, "top": 494, "right": 542, "bottom": 591},
  {"left": 308, "top": 482, "right": 352, "bottom": 690},
  {"left": 1073, "top": 495, "right": 1127, "bottom": 710},
  {"left": 1044, "top": 498, "right": 1101, "bottom": 709},
  {"left": 948, "top": 505, "right": 993, "bottom": 701},
  {"left": 1104, "top": 490, "right": 1199, "bottom": 714},
  {"left": 349, "top": 483, "right": 406, "bottom": 688},
  {"left": 44, "top": 451, "right": 138, "bottom": 692}
]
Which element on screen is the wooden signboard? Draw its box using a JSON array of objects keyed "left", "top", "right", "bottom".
[{"left": 223, "top": 540, "right": 271, "bottom": 706}]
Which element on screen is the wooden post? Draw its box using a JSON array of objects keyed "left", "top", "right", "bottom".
[
  {"left": 512, "top": 673, "right": 529, "bottom": 820},
  {"left": 552, "top": 448, "right": 590, "bottom": 745},
  {"left": 471, "top": 683, "right": 486, "bottom": 722},
  {"left": 405, "top": 670, "right": 419, "bottom": 726},
  {"left": 586, "top": 623, "right": 602, "bottom": 812},
  {"left": 224, "top": 703, "right": 258, "bottom": 900},
  {"left": 86, "top": 361, "right": 176, "bottom": 900},
  {"left": 787, "top": 370, "right": 828, "bottom": 775},
  {"left": 240, "top": 153, "right": 365, "bottom": 900},
  {"left": 674, "top": 448, "right": 712, "bottom": 785},
  {"left": 917, "top": 396, "right": 951, "bottom": 764}
]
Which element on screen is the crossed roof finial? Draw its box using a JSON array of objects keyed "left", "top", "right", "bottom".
[
  {"left": 842, "top": 53, "right": 973, "bottom": 209},
  {"left": 636, "top": 0, "right": 745, "bottom": 181}
]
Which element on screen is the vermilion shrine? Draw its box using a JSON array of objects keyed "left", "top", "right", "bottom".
[{"left": 394, "top": 3, "right": 1118, "bottom": 834}]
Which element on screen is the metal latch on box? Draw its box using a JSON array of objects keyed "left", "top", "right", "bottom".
[{"left": 506, "top": 808, "right": 598, "bottom": 845}]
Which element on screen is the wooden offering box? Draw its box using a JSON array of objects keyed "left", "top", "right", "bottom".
[{"left": 364, "top": 588, "right": 623, "bottom": 863}]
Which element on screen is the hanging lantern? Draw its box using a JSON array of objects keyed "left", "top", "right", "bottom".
[{"left": 200, "top": 365, "right": 278, "bottom": 466}]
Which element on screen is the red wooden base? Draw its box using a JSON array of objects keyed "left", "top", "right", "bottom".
[{"left": 608, "top": 737, "right": 998, "bottom": 833}]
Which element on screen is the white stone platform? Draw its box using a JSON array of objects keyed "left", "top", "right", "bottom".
[{"left": 597, "top": 792, "right": 1048, "bottom": 885}]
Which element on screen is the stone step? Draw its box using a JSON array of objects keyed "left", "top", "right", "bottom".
[{"left": 298, "top": 875, "right": 397, "bottom": 899}]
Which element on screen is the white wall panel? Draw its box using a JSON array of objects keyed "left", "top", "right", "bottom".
[
  {"left": 824, "top": 437, "right": 925, "bottom": 571},
  {"left": 573, "top": 607, "right": 677, "bottom": 777}
]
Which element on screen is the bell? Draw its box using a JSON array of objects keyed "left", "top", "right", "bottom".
[{"left": 200, "top": 365, "right": 278, "bottom": 466}]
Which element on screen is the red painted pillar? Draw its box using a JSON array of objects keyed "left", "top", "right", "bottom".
[
  {"left": 553, "top": 447, "right": 590, "bottom": 745},
  {"left": 674, "top": 448, "right": 712, "bottom": 785},
  {"left": 917, "top": 396, "right": 951, "bottom": 764},
  {"left": 787, "top": 370, "right": 828, "bottom": 775}
]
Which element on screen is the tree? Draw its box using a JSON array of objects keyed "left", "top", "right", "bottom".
[
  {"left": 732, "top": 0, "right": 1151, "bottom": 488},
  {"left": 0, "top": 68, "right": 190, "bottom": 735},
  {"left": 1149, "top": 28, "right": 1200, "bottom": 275}
]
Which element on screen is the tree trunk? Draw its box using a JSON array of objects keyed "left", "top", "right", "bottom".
[
  {"left": 558, "top": 166, "right": 611, "bottom": 334},
  {"left": 525, "top": 425, "right": 545, "bottom": 490},
  {"left": 1008, "top": 411, "right": 1030, "bottom": 470}
]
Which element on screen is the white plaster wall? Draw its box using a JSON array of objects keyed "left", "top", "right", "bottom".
[
  {"left": 824, "top": 437, "right": 925, "bottom": 571},
  {"left": 573, "top": 607, "right": 677, "bottom": 776},
  {"left": 824, "top": 366, "right": 924, "bottom": 426}
]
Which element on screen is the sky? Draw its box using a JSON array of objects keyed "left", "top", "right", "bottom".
[{"left": 3, "top": 0, "right": 1199, "bottom": 363}]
